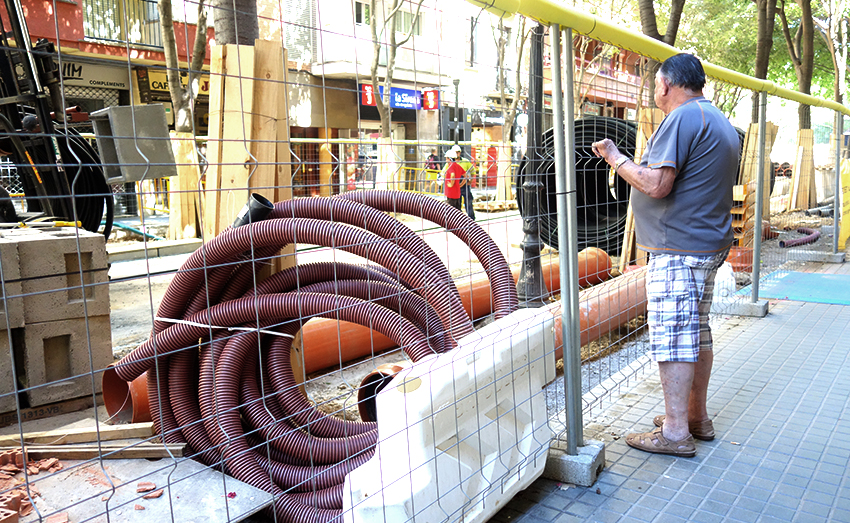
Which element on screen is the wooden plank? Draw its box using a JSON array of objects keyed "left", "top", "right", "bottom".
[
  {"left": 9, "top": 443, "right": 186, "bottom": 460},
  {"left": 0, "top": 423, "right": 154, "bottom": 447},
  {"left": 250, "top": 39, "right": 283, "bottom": 202},
  {"left": 203, "top": 44, "right": 227, "bottom": 240},
  {"left": 273, "top": 47, "right": 295, "bottom": 275},
  {"left": 169, "top": 132, "right": 201, "bottom": 239},
  {"left": 216, "top": 44, "right": 256, "bottom": 236},
  {"left": 0, "top": 396, "right": 100, "bottom": 428}
]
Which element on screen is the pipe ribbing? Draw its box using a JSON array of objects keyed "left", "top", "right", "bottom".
[{"left": 111, "top": 192, "right": 517, "bottom": 521}]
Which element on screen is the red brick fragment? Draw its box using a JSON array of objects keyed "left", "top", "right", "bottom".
[
  {"left": 142, "top": 489, "right": 163, "bottom": 500},
  {"left": 18, "top": 499, "right": 32, "bottom": 517},
  {"left": 37, "top": 459, "right": 58, "bottom": 472},
  {"left": 0, "top": 491, "right": 21, "bottom": 512},
  {"left": 25, "top": 466, "right": 38, "bottom": 476},
  {"left": 101, "top": 496, "right": 108, "bottom": 502},
  {"left": 0, "top": 507, "right": 18, "bottom": 523},
  {"left": 136, "top": 482, "right": 156, "bottom": 493},
  {"left": 134, "top": 504, "right": 145, "bottom": 510},
  {"left": 12, "top": 451, "right": 23, "bottom": 469},
  {"left": 45, "top": 512, "right": 69, "bottom": 523}
]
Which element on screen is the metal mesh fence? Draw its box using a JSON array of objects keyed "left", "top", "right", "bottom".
[{"left": 0, "top": 0, "right": 847, "bottom": 521}]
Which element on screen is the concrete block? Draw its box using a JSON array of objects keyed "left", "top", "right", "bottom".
[
  {"left": 0, "top": 237, "right": 25, "bottom": 329},
  {"left": 713, "top": 298, "right": 769, "bottom": 317},
  {"left": 543, "top": 440, "right": 606, "bottom": 487},
  {"left": 787, "top": 249, "right": 845, "bottom": 264},
  {"left": 0, "top": 330, "right": 17, "bottom": 414},
  {"left": 19, "top": 315, "right": 113, "bottom": 407},
  {"left": 0, "top": 228, "right": 109, "bottom": 324}
]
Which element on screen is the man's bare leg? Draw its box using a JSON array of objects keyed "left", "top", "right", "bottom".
[
  {"left": 658, "top": 361, "right": 695, "bottom": 441},
  {"left": 689, "top": 350, "right": 713, "bottom": 422}
]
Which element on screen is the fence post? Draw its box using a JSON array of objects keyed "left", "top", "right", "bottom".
[
  {"left": 751, "top": 91, "right": 767, "bottom": 302},
  {"left": 551, "top": 25, "right": 582, "bottom": 455},
  {"left": 834, "top": 110, "right": 843, "bottom": 255}
]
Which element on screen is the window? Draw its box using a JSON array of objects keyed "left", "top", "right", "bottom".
[
  {"left": 355, "top": 1, "right": 370, "bottom": 25},
  {"left": 395, "top": 10, "right": 420, "bottom": 36}
]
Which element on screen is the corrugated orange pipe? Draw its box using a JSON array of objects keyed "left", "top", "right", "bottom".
[{"left": 301, "top": 248, "right": 613, "bottom": 373}]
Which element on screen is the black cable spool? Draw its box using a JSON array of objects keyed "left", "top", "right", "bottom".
[{"left": 517, "top": 116, "right": 637, "bottom": 253}]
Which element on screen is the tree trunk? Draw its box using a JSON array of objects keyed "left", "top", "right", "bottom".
[
  {"left": 751, "top": 0, "right": 777, "bottom": 123},
  {"left": 637, "top": 0, "right": 685, "bottom": 105},
  {"left": 214, "top": 0, "right": 258, "bottom": 46},
  {"left": 797, "top": 0, "right": 814, "bottom": 130},
  {"left": 158, "top": 0, "right": 208, "bottom": 133}
]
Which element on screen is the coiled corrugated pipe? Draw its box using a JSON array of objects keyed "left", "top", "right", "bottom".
[
  {"left": 112, "top": 191, "right": 517, "bottom": 522},
  {"left": 517, "top": 117, "right": 637, "bottom": 253}
]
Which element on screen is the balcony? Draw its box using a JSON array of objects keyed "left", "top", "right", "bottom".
[{"left": 83, "top": 0, "right": 163, "bottom": 48}]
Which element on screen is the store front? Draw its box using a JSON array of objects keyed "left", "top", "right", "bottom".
[
  {"left": 57, "top": 59, "right": 133, "bottom": 128},
  {"left": 134, "top": 67, "right": 211, "bottom": 134}
]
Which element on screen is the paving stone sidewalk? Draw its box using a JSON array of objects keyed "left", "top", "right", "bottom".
[{"left": 493, "top": 294, "right": 850, "bottom": 522}]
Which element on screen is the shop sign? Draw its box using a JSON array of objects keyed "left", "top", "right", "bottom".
[
  {"left": 57, "top": 61, "right": 130, "bottom": 90},
  {"left": 422, "top": 89, "right": 439, "bottom": 110},
  {"left": 141, "top": 68, "right": 211, "bottom": 96},
  {"left": 360, "top": 84, "right": 422, "bottom": 110}
]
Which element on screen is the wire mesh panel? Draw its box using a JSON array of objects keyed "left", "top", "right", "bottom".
[{"left": 0, "top": 0, "right": 847, "bottom": 521}]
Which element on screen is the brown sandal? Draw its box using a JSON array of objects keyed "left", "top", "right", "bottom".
[
  {"left": 653, "top": 415, "right": 715, "bottom": 441},
  {"left": 626, "top": 427, "right": 696, "bottom": 457}
]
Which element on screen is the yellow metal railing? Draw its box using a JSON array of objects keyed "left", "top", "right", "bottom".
[{"left": 467, "top": 0, "right": 850, "bottom": 115}]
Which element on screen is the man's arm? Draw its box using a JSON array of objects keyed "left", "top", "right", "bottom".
[{"left": 591, "top": 138, "right": 676, "bottom": 199}]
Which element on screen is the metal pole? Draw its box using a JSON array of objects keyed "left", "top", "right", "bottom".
[
  {"left": 453, "top": 79, "right": 461, "bottom": 145},
  {"left": 751, "top": 91, "right": 767, "bottom": 302},
  {"left": 516, "top": 24, "right": 548, "bottom": 308},
  {"left": 552, "top": 25, "right": 582, "bottom": 454},
  {"left": 834, "top": 110, "right": 843, "bottom": 254}
]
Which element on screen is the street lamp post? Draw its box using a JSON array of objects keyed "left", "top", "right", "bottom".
[{"left": 453, "top": 78, "right": 460, "bottom": 145}]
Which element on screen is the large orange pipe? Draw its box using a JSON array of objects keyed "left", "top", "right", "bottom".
[
  {"left": 549, "top": 266, "right": 647, "bottom": 361},
  {"left": 301, "top": 248, "right": 612, "bottom": 374}
]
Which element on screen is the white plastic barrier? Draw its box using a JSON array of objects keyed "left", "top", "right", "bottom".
[{"left": 343, "top": 308, "right": 556, "bottom": 523}]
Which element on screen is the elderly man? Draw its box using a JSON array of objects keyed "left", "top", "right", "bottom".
[{"left": 592, "top": 54, "right": 740, "bottom": 457}]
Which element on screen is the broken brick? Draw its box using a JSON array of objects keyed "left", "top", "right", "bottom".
[
  {"left": 0, "top": 507, "right": 17, "bottom": 523},
  {"left": 25, "top": 466, "right": 38, "bottom": 476},
  {"left": 134, "top": 504, "right": 145, "bottom": 510},
  {"left": 37, "top": 459, "right": 58, "bottom": 472},
  {"left": 18, "top": 499, "right": 32, "bottom": 517},
  {"left": 142, "top": 489, "right": 163, "bottom": 500},
  {"left": 136, "top": 482, "right": 156, "bottom": 493},
  {"left": 45, "top": 513, "right": 69, "bottom": 523},
  {"left": 0, "top": 491, "right": 21, "bottom": 512}
]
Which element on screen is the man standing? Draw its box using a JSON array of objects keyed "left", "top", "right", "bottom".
[
  {"left": 452, "top": 145, "right": 477, "bottom": 220},
  {"left": 591, "top": 54, "right": 739, "bottom": 457},
  {"left": 443, "top": 149, "right": 465, "bottom": 212}
]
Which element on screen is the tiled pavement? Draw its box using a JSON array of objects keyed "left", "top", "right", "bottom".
[{"left": 492, "top": 263, "right": 850, "bottom": 522}]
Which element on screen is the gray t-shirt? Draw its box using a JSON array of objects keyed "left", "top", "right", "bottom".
[{"left": 632, "top": 97, "right": 740, "bottom": 256}]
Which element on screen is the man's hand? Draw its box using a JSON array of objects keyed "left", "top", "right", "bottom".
[{"left": 591, "top": 139, "right": 622, "bottom": 163}]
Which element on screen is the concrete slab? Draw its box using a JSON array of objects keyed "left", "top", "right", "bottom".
[
  {"left": 786, "top": 249, "right": 846, "bottom": 263},
  {"left": 20, "top": 457, "right": 272, "bottom": 523}
]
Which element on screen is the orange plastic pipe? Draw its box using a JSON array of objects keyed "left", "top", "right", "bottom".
[
  {"left": 550, "top": 266, "right": 647, "bottom": 361},
  {"left": 301, "top": 248, "right": 612, "bottom": 373}
]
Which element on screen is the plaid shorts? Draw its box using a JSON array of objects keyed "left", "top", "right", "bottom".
[{"left": 646, "top": 249, "right": 730, "bottom": 363}]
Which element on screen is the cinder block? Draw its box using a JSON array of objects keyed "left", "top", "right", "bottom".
[
  {"left": 0, "top": 236, "right": 25, "bottom": 329},
  {"left": 0, "top": 330, "right": 16, "bottom": 414},
  {"left": 19, "top": 315, "right": 113, "bottom": 407},
  {"left": 0, "top": 228, "right": 109, "bottom": 324}
]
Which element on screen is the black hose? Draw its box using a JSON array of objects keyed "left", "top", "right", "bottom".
[{"left": 517, "top": 116, "right": 636, "bottom": 253}]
